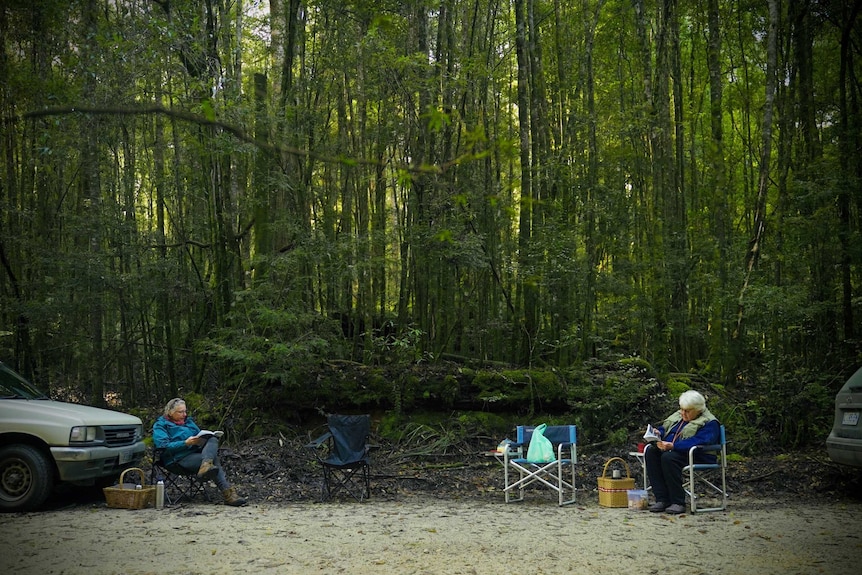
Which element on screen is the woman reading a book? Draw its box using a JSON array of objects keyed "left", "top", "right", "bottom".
[
  {"left": 152, "top": 397, "right": 247, "bottom": 506},
  {"left": 643, "top": 390, "right": 719, "bottom": 514}
]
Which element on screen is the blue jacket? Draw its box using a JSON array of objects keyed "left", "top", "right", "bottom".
[
  {"left": 658, "top": 414, "right": 720, "bottom": 464},
  {"left": 152, "top": 415, "right": 202, "bottom": 466}
]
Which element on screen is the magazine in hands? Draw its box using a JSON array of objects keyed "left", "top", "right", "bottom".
[
  {"left": 194, "top": 430, "right": 224, "bottom": 439},
  {"left": 643, "top": 424, "right": 660, "bottom": 443}
]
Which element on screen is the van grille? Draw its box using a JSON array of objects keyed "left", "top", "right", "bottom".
[{"left": 104, "top": 425, "right": 140, "bottom": 447}]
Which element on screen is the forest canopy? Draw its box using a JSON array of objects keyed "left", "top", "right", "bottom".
[{"left": 1, "top": 0, "right": 860, "bottom": 448}]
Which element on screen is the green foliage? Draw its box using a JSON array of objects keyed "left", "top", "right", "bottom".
[
  {"left": 454, "top": 411, "right": 512, "bottom": 438},
  {"left": 378, "top": 410, "right": 511, "bottom": 457},
  {"left": 666, "top": 377, "right": 692, "bottom": 397},
  {"left": 619, "top": 357, "right": 653, "bottom": 371},
  {"left": 605, "top": 428, "right": 630, "bottom": 447},
  {"left": 281, "top": 364, "right": 393, "bottom": 412},
  {"left": 365, "top": 325, "right": 427, "bottom": 365},
  {"left": 471, "top": 368, "right": 565, "bottom": 411},
  {"left": 197, "top": 288, "right": 344, "bottom": 390},
  {"left": 392, "top": 373, "right": 420, "bottom": 413},
  {"left": 710, "top": 396, "right": 763, "bottom": 454},
  {"left": 422, "top": 374, "right": 459, "bottom": 407},
  {"left": 377, "top": 412, "right": 464, "bottom": 453},
  {"left": 562, "top": 357, "right": 664, "bottom": 444},
  {"left": 0, "top": 1, "right": 854, "bottom": 455},
  {"left": 759, "top": 369, "right": 835, "bottom": 448}
]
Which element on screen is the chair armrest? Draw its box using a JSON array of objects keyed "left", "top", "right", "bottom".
[
  {"left": 502, "top": 446, "right": 524, "bottom": 461},
  {"left": 556, "top": 442, "right": 575, "bottom": 456},
  {"left": 500, "top": 441, "right": 526, "bottom": 457},
  {"left": 688, "top": 443, "right": 721, "bottom": 454},
  {"left": 687, "top": 443, "right": 722, "bottom": 465},
  {"left": 305, "top": 431, "right": 333, "bottom": 450}
]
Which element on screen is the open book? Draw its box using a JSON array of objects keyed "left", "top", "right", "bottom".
[
  {"left": 643, "top": 424, "right": 660, "bottom": 443},
  {"left": 194, "top": 430, "right": 224, "bottom": 439}
]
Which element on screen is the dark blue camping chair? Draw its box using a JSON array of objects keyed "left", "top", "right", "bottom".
[
  {"left": 502, "top": 424, "right": 577, "bottom": 506},
  {"left": 306, "top": 414, "right": 372, "bottom": 501},
  {"left": 641, "top": 424, "right": 729, "bottom": 513},
  {"left": 683, "top": 424, "right": 729, "bottom": 513}
]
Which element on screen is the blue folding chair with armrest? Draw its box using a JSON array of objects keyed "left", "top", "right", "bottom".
[
  {"left": 683, "top": 424, "right": 729, "bottom": 513},
  {"left": 503, "top": 424, "right": 577, "bottom": 506}
]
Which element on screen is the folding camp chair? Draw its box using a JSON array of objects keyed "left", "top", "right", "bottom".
[
  {"left": 683, "top": 424, "right": 728, "bottom": 513},
  {"left": 305, "top": 414, "right": 372, "bottom": 501},
  {"left": 502, "top": 424, "right": 577, "bottom": 506},
  {"left": 150, "top": 448, "right": 214, "bottom": 505}
]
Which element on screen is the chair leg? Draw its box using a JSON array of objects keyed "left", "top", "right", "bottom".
[
  {"left": 689, "top": 463, "right": 697, "bottom": 513},
  {"left": 684, "top": 467, "right": 728, "bottom": 513},
  {"left": 321, "top": 466, "right": 333, "bottom": 501},
  {"left": 503, "top": 459, "right": 576, "bottom": 506},
  {"left": 362, "top": 463, "right": 370, "bottom": 500},
  {"left": 321, "top": 464, "right": 370, "bottom": 501},
  {"left": 153, "top": 466, "right": 213, "bottom": 505}
]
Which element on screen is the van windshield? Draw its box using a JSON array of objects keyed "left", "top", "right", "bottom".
[{"left": 0, "top": 364, "right": 49, "bottom": 400}]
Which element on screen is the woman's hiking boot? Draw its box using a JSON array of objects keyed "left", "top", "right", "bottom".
[{"left": 222, "top": 487, "right": 247, "bottom": 506}]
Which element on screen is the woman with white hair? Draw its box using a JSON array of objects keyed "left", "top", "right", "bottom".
[{"left": 644, "top": 390, "right": 720, "bottom": 514}]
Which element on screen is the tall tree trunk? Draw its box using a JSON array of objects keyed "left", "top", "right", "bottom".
[
  {"left": 630, "top": 0, "right": 655, "bottom": 361},
  {"left": 0, "top": 2, "right": 31, "bottom": 377},
  {"left": 82, "top": 0, "right": 105, "bottom": 406},
  {"left": 514, "top": 0, "right": 536, "bottom": 364},
  {"left": 581, "top": 0, "right": 604, "bottom": 359},
  {"left": 667, "top": 0, "right": 690, "bottom": 367},
  {"left": 153, "top": 88, "right": 178, "bottom": 398},
  {"left": 837, "top": 1, "right": 861, "bottom": 342},
  {"left": 408, "top": 3, "right": 434, "bottom": 349},
  {"left": 118, "top": 125, "right": 139, "bottom": 404},
  {"left": 252, "top": 72, "right": 272, "bottom": 282},
  {"left": 652, "top": 0, "right": 675, "bottom": 370},
  {"left": 735, "top": 0, "right": 779, "bottom": 339},
  {"left": 705, "top": 0, "right": 731, "bottom": 378}
]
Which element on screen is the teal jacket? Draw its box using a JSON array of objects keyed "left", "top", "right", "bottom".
[{"left": 152, "top": 415, "right": 202, "bottom": 466}]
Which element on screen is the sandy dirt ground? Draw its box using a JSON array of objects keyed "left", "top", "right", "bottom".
[{"left": 1, "top": 493, "right": 860, "bottom": 575}]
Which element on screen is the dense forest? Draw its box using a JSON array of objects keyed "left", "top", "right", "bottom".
[{"left": 1, "top": 0, "right": 860, "bottom": 449}]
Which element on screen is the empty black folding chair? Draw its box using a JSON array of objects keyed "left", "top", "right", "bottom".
[{"left": 306, "top": 414, "right": 371, "bottom": 501}]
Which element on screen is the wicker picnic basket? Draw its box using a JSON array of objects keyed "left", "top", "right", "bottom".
[
  {"left": 597, "top": 457, "right": 636, "bottom": 508},
  {"left": 103, "top": 467, "right": 155, "bottom": 509}
]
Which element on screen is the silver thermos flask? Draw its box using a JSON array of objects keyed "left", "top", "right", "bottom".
[{"left": 156, "top": 480, "right": 165, "bottom": 509}]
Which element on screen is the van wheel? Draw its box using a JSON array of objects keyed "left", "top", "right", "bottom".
[{"left": 0, "top": 444, "right": 54, "bottom": 512}]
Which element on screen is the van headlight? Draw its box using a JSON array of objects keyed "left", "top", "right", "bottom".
[{"left": 70, "top": 426, "right": 99, "bottom": 443}]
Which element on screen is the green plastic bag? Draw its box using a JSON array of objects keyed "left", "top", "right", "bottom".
[{"left": 526, "top": 423, "right": 556, "bottom": 462}]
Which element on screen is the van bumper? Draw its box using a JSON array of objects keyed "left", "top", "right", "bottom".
[
  {"left": 826, "top": 432, "right": 862, "bottom": 468},
  {"left": 51, "top": 441, "right": 146, "bottom": 481}
]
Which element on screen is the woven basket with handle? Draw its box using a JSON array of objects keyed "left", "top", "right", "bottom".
[
  {"left": 103, "top": 467, "right": 155, "bottom": 509},
  {"left": 597, "top": 457, "right": 636, "bottom": 508}
]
